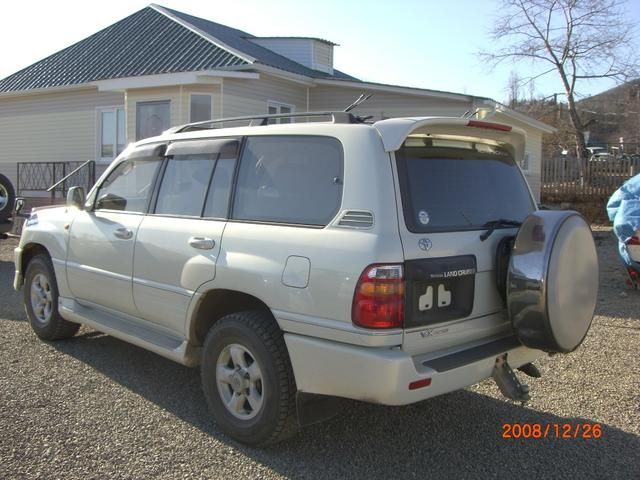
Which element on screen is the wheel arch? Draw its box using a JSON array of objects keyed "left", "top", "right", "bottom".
[
  {"left": 188, "top": 289, "right": 277, "bottom": 346},
  {"left": 21, "top": 242, "right": 51, "bottom": 275}
]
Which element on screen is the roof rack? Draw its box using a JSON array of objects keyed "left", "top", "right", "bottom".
[{"left": 169, "top": 111, "right": 367, "bottom": 134}]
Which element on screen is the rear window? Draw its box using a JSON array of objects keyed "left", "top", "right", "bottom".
[{"left": 396, "top": 144, "right": 535, "bottom": 232}]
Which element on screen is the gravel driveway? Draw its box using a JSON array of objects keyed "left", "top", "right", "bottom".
[{"left": 1, "top": 232, "right": 638, "bottom": 479}]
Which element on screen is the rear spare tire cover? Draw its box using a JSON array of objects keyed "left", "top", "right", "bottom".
[{"left": 507, "top": 210, "right": 598, "bottom": 353}]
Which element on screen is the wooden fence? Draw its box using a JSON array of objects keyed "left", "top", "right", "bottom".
[{"left": 542, "top": 156, "right": 640, "bottom": 197}]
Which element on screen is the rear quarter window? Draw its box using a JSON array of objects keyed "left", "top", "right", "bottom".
[
  {"left": 396, "top": 145, "right": 535, "bottom": 232},
  {"left": 232, "top": 136, "right": 343, "bottom": 226}
]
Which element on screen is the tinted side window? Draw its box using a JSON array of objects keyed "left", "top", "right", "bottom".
[
  {"left": 232, "top": 136, "right": 343, "bottom": 225},
  {"left": 155, "top": 154, "right": 215, "bottom": 217},
  {"left": 95, "top": 159, "right": 161, "bottom": 212}
]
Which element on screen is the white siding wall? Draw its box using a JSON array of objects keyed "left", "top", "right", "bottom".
[
  {"left": 523, "top": 132, "right": 542, "bottom": 202},
  {"left": 490, "top": 112, "right": 543, "bottom": 201},
  {"left": 223, "top": 76, "right": 307, "bottom": 118},
  {"left": 250, "top": 38, "right": 314, "bottom": 69},
  {"left": 0, "top": 88, "right": 124, "bottom": 191},
  {"left": 312, "top": 42, "right": 333, "bottom": 74},
  {"left": 309, "top": 86, "right": 474, "bottom": 120}
]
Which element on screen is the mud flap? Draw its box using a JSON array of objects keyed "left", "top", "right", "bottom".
[
  {"left": 296, "top": 392, "right": 346, "bottom": 428},
  {"left": 491, "top": 354, "right": 530, "bottom": 403}
]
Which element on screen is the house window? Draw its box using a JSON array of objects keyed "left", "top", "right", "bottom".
[
  {"left": 98, "top": 107, "right": 125, "bottom": 162},
  {"left": 136, "top": 101, "right": 170, "bottom": 140},
  {"left": 190, "top": 94, "right": 213, "bottom": 122},
  {"left": 267, "top": 101, "right": 294, "bottom": 124}
]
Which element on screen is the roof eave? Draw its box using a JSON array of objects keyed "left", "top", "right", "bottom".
[
  {"left": 314, "top": 78, "right": 475, "bottom": 102},
  {"left": 91, "top": 70, "right": 260, "bottom": 91},
  {"left": 240, "top": 64, "right": 316, "bottom": 86},
  {"left": 0, "top": 83, "right": 96, "bottom": 98}
]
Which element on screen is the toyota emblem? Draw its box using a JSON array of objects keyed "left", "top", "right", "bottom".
[{"left": 418, "top": 238, "right": 432, "bottom": 251}]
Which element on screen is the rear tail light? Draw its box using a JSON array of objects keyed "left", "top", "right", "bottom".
[
  {"left": 466, "top": 120, "right": 512, "bottom": 132},
  {"left": 352, "top": 264, "right": 405, "bottom": 329},
  {"left": 627, "top": 236, "right": 640, "bottom": 245}
]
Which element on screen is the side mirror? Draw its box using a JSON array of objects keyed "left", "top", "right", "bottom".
[
  {"left": 66, "top": 187, "right": 85, "bottom": 209},
  {"left": 13, "top": 197, "right": 25, "bottom": 215}
]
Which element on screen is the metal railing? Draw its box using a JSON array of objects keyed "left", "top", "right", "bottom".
[{"left": 17, "top": 161, "right": 96, "bottom": 202}]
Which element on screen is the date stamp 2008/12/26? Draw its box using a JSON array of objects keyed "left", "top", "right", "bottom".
[{"left": 502, "top": 423, "right": 603, "bottom": 439}]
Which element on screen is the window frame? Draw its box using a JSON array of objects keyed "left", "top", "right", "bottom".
[
  {"left": 188, "top": 93, "right": 214, "bottom": 123},
  {"left": 136, "top": 100, "right": 171, "bottom": 141},
  {"left": 149, "top": 137, "right": 240, "bottom": 220},
  {"left": 96, "top": 105, "right": 126, "bottom": 165},
  {"left": 266, "top": 100, "right": 296, "bottom": 124},
  {"left": 228, "top": 134, "right": 345, "bottom": 228}
]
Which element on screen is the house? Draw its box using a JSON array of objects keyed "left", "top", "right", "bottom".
[{"left": 0, "top": 4, "right": 554, "bottom": 202}]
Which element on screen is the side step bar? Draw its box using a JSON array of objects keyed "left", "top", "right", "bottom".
[{"left": 58, "top": 297, "right": 201, "bottom": 367}]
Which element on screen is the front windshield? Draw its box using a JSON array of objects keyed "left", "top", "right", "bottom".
[{"left": 395, "top": 143, "right": 535, "bottom": 233}]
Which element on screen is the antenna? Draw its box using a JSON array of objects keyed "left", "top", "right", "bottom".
[{"left": 344, "top": 93, "right": 373, "bottom": 112}]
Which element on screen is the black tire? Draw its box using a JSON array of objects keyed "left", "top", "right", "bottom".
[
  {"left": 201, "top": 311, "right": 298, "bottom": 446},
  {"left": 0, "top": 173, "right": 16, "bottom": 221},
  {"left": 24, "top": 254, "right": 80, "bottom": 340}
]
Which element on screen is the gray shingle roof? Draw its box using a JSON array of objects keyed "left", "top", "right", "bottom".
[
  {"left": 0, "top": 5, "right": 357, "bottom": 93},
  {"left": 162, "top": 6, "right": 357, "bottom": 80}
]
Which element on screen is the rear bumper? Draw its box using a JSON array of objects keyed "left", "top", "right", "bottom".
[{"left": 284, "top": 333, "right": 542, "bottom": 406}]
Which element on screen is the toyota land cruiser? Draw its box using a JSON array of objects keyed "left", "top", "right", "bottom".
[{"left": 14, "top": 112, "right": 598, "bottom": 445}]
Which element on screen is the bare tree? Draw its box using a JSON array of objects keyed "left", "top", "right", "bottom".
[
  {"left": 506, "top": 70, "right": 523, "bottom": 106},
  {"left": 482, "top": 0, "right": 638, "bottom": 181}
]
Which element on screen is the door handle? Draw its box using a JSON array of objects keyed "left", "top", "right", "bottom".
[
  {"left": 114, "top": 227, "right": 133, "bottom": 240},
  {"left": 188, "top": 236, "right": 215, "bottom": 250}
]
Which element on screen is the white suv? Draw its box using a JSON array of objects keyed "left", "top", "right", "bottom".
[{"left": 14, "top": 112, "right": 598, "bottom": 445}]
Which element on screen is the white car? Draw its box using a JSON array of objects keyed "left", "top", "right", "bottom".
[{"left": 14, "top": 112, "right": 599, "bottom": 445}]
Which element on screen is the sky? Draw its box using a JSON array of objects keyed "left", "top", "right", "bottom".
[{"left": 1, "top": 0, "right": 639, "bottom": 102}]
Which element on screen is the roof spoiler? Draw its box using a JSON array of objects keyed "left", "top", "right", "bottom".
[{"left": 373, "top": 117, "right": 527, "bottom": 157}]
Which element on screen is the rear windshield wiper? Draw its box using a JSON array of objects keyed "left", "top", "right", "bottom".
[{"left": 480, "top": 219, "right": 522, "bottom": 241}]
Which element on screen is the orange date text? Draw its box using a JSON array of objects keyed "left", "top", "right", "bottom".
[{"left": 501, "top": 423, "right": 602, "bottom": 439}]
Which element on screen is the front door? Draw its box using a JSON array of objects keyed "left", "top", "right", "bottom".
[{"left": 66, "top": 153, "right": 163, "bottom": 317}]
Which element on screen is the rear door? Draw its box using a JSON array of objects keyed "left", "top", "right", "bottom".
[
  {"left": 391, "top": 129, "right": 536, "bottom": 355},
  {"left": 132, "top": 138, "right": 238, "bottom": 336}
]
